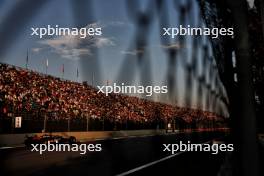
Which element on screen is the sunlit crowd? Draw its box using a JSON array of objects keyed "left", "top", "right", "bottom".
[{"left": 0, "top": 63, "right": 223, "bottom": 126}]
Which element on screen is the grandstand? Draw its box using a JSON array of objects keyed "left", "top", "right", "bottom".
[{"left": 0, "top": 63, "right": 226, "bottom": 133}]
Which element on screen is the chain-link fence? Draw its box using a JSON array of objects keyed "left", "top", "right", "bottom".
[{"left": 0, "top": 0, "right": 230, "bottom": 134}]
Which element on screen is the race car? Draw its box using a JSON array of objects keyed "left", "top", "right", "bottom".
[{"left": 24, "top": 134, "right": 77, "bottom": 147}]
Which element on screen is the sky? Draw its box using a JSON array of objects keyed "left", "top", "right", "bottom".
[{"left": 0, "top": 0, "right": 229, "bottom": 114}]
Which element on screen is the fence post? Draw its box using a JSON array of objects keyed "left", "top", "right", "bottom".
[
  {"left": 102, "top": 116, "right": 105, "bottom": 131},
  {"left": 86, "top": 116, "right": 89, "bottom": 131},
  {"left": 67, "top": 116, "right": 70, "bottom": 132},
  {"left": 43, "top": 114, "right": 47, "bottom": 133}
]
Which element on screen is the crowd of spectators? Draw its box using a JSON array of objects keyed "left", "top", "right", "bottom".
[{"left": 0, "top": 63, "right": 224, "bottom": 127}]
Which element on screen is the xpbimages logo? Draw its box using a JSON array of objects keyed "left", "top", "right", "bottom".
[
  {"left": 163, "top": 141, "right": 234, "bottom": 155},
  {"left": 31, "top": 25, "right": 102, "bottom": 38},
  {"left": 162, "top": 25, "right": 234, "bottom": 39},
  {"left": 97, "top": 83, "right": 168, "bottom": 96},
  {"left": 31, "top": 142, "right": 102, "bottom": 155}
]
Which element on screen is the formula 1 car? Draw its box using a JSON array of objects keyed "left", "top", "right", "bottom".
[{"left": 24, "top": 134, "right": 77, "bottom": 147}]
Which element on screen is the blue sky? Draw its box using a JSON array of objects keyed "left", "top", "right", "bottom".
[{"left": 0, "top": 0, "right": 228, "bottom": 114}]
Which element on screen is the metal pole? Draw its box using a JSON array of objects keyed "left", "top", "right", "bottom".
[
  {"left": 102, "top": 116, "right": 104, "bottom": 131},
  {"left": 126, "top": 112, "right": 129, "bottom": 130},
  {"left": 43, "top": 114, "right": 47, "bottom": 133},
  {"left": 11, "top": 116, "right": 14, "bottom": 133},
  {"left": 68, "top": 117, "right": 70, "bottom": 132},
  {"left": 173, "top": 118, "right": 175, "bottom": 133},
  {"left": 86, "top": 116, "right": 89, "bottom": 131}
]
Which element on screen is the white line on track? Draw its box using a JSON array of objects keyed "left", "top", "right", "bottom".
[
  {"left": 115, "top": 152, "right": 184, "bottom": 176},
  {"left": 0, "top": 145, "right": 24, "bottom": 150},
  {"left": 115, "top": 140, "right": 213, "bottom": 176}
]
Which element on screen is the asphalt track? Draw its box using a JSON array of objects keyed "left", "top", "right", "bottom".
[{"left": 0, "top": 131, "right": 229, "bottom": 176}]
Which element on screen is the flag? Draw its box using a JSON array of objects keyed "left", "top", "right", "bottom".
[
  {"left": 62, "top": 64, "right": 64, "bottom": 74},
  {"left": 26, "top": 49, "right": 29, "bottom": 69},
  {"left": 45, "top": 58, "right": 48, "bottom": 74},
  {"left": 92, "top": 72, "right": 94, "bottom": 86},
  {"left": 61, "top": 64, "right": 64, "bottom": 78}
]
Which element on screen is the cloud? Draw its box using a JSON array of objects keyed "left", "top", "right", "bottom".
[
  {"left": 108, "top": 21, "right": 127, "bottom": 26},
  {"left": 38, "top": 23, "right": 114, "bottom": 60},
  {"left": 104, "top": 20, "right": 133, "bottom": 28},
  {"left": 31, "top": 47, "right": 42, "bottom": 53},
  {"left": 121, "top": 43, "right": 184, "bottom": 56},
  {"left": 95, "top": 37, "right": 115, "bottom": 47},
  {"left": 121, "top": 49, "right": 144, "bottom": 56},
  {"left": 160, "top": 43, "right": 183, "bottom": 50}
]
